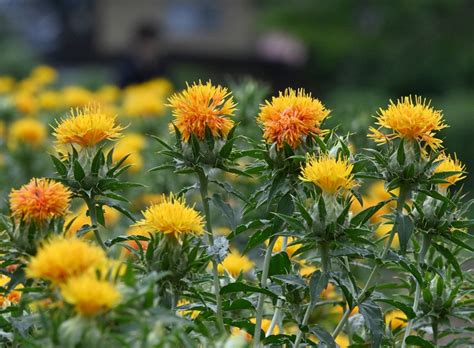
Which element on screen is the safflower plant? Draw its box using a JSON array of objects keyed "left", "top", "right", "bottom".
[{"left": 0, "top": 67, "right": 473, "bottom": 347}]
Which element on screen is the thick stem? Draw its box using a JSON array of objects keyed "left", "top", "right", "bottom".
[
  {"left": 198, "top": 170, "right": 225, "bottom": 333},
  {"left": 253, "top": 238, "right": 277, "bottom": 347},
  {"left": 294, "top": 242, "right": 331, "bottom": 347},
  {"left": 85, "top": 198, "right": 107, "bottom": 251},
  {"left": 332, "top": 186, "right": 410, "bottom": 339},
  {"left": 401, "top": 234, "right": 430, "bottom": 348}
]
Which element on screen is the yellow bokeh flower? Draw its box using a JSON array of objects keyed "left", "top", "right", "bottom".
[
  {"left": 38, "top": 90, "right": 63, "bottom": 110},
  {"left": 369, "top": 96, "right": 447, "bottom": 151},
  {"left": 31, "top": 65, "right": 57, "bottom": 86},
  {"left": 26, "top": 237, "right": 107, "bottom": 284},
  {"left": 14, "top": 92, "right": 38, "bottom": 115},
  {"left": 95, "top": 85, "right": 120, "bottom": 104},
  {"left": 300, "top": 154, "right": 355, "bottom": 194},
  {"left": 375, "top": 223, "right": 400, "bottom": 249},
  {"left": 122, "top": 87, "right": 166, "bottom": 117},
  {"left": 335, "top": 334, "right": 350, "bottom": 348},
  {"left": 62, "top": 86, "right": 94, "bottom": 108},
  {"left": 53, "top": 104, "right": 124, "bottom": 147},
  {"left": 218, "top": 249, "right": 254, "bottom": 277},
  {"left": 10, "top": 178, "right": 71, "bottom": 222},
  {"left": 385, "top": 309, "right": 407, "bottom": 330},
  {"left": 177, "top": 299, "right": 200, "bottom": 319},
  {"left": 135, "top": 193, "right": 204, "bottom": 238},
  {"left": 434, "top": 153, "right": 466, "bottom": 188},
  {"left": 299, "top": 261, "right": 317, "bottom": 277},
  {"left": 258, "top": 88, "right": 330, "bottom": 149},
  {"left": 8, "top": 118, "right": 47, "bottom": 149},
  {"left": 60, "top": 274, "right": 121, "bottom": 316},
  {"left": 168, "top": 81, "right": 236, "bottom": 141},
  {"left": 112, "top": 133, "right": 147, "bottom": 173},
  {"left": 269, "top": 236, "right": 299, "bottom": 258}
]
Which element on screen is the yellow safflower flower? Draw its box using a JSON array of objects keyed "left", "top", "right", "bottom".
[
  {"left": 60, "top": 274, "right": 121, "bottom": 316},
  {"left": 135, "top": 193, "right": 204, "bottom": 238},
  {"left": 26, "top": 237, "right": 107, "bottom": 284},
  {"left": 167, "top": 81, "right": 236, "bottom": 141},
  {"left": 335, "top": 334, "right": 350, "bottom": 348},
  {"left": 8, "top": 118, "right": 47, "bottom": 149},
  {"left": 10, "top": 178, "right": 71, "bottom": 223},
  {"left": 218, "top": 249, "right": 254, "bottom": 277},
  {"left": 300, "top": 154, "right": 355, "bottom": 194},
  {"left": 258, "top": 88, "right": 330, "bottom": 149},
  {"left": 369, "top": 96, "right": 447, "bottom": 151},
  {"left": 53, "top": 104, "right": 124, "bottom": 147},
  {"left": 434, "top": 153, "right": 466, "bottom": 188}
]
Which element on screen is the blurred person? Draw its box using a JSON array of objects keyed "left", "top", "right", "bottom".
[{"left": 118, "top": 23, "right": 168, "bottom": 87}]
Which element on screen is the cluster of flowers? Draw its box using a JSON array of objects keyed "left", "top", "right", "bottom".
[{"left": 0, "top": 68, "right": 472, "bottom": 347}]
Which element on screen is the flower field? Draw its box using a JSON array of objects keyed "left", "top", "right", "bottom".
[{"left": 0, "top": 66, "right": 473, "bottom": 347}]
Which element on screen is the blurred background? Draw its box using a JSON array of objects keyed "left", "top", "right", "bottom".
[{"left": 0, "top": 0, "right": 473, "bottom": 190}]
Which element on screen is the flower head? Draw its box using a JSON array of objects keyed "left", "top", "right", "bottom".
[
  {"left": 434, "top": 153, "right": 466, "bottom": 188},
  {"left": 168, "top": 81, "right": 236, "bottom": 141},
  {"left": 299, "top": 154, "right": 355, "bottom": 194},
  {"left": 218, "top": 249, "right": 254, "bottom": 277},
  {"left": 8, "top": 118, "right": 47, "bottom": 149},
  {"left": 53, "top": 104, "right": 124, "bottom": 147},
  {"left": 258, "top": 88, "right": 330, "bottom": 149},
  {"left": 10, "top": 178, "right": 71, "bottom": 222},
  {"left": 26, "top": 237, "right": 107, "bottom": 284},
  {"left": 135, "top": 193, "right": 204, "bottom": 238},
  {"left": 369, "top": 96, "right": 447, "bottom": 150},
  {"left": 31, "top": 65, "right": 57, "bottom": 86},
  {"left": 60, "top": 274, "right": 121, "bottom": 316}
]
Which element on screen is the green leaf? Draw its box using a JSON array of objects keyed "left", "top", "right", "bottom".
[
  {"left": 211, "top": 194, "right": 237, "bottom": 229},
  {"left": 149, "top": 134, "right": 173, "bottom": 150},
  {"left": 268, "top": 252, "right": 291, "bottom": 276},
  {"left": 443, "top": 232, "right": 474, "bottom": 252},
  {"left": 147, "top": 164, "right": 175, "bottom": 172},
  {"left": 91, "top": 147, "right": 104, "bottom": 176},
  {"left": 405, "top": 335, "right": 435, "bottom": 348},
  {"left": 220, "top": 282, "right": 277, "bottom": 300},
  {"left": 309, "top": 326, "right": 335, "bottom": 348},
  {"left": 309, "top": 270, "right": 328, "bottom": 307},
  {"left": 243, "top": 226, "right": 273, "bottom": 253},
  {"left": 375, "top": 299, "right": 416, "bottom": 319},
  {"left": 271, "top": 212, "right": 305, "bottom": 231},
  {"left": 73, "top": 160, "right": 85, "bottom": 181},
  {"left": 219, "top": 137, "right": 236, "bottom": 158},
  {"left": 418, "top": 189, "right": 455, "bottom": 207},
  {"left": 50, "top": 155, "right": 67, "bottom": 177},
  {"left": 397, "top": 138, "right": 405, "bottom": 165},
  {"left": 76, "top": 224, "right": 94, "bottom": 238},
  {"left": 432, "top": 243, "right": 462, "bottom": 278},
  {"left": 396, "top": 213, "right": 414, "bottom": 254},
  {"left": 359, "top": 300, "right": 384, "bottom": 348},
  {"left": 271, "top": 274, "right": 306, "bottom": 288},
  {"left": 351, "top": 200, "right": 390, "bottom": 226},
  {"left": 223, "top": 299, "right": 254, "bottom": 311}
]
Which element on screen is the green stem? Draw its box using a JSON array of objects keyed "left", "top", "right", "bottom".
[
  {"left": 266, "top": 237, "right": 288, "bottom": 338},
  {"left": 332, "top": 186, "right": 410, "bottom": 339},
  {"left": 197, "top": 170, "right": 225, "bottom": 334},
  {"left": 85, "top": 198, "right": 107, "bottom": 251},
  {"left": 401, "top": 234, "right": 430, "bottom": 348},
  {"left": 253, "top": 237, "right": 277, "bottom": 347},
  {"left": 294, "top": 242, "right": 331, "bottom": 347}
]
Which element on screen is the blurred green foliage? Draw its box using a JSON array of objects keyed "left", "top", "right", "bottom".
[{"left": 260, "top": 0, "right": 474, "bottom": 94}]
